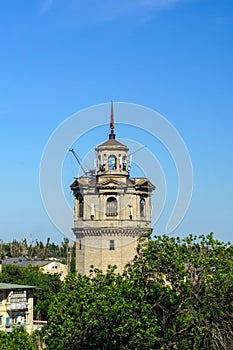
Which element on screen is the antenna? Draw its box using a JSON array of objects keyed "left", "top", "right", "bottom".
[
  {"left": 127, "top": 145, "right": 147, "bottom": 172},
  {"left": 129, "top": 154, "right": 132, "bottom": 167},
  {"left": 128, "top": 145, "right": 147, "bottom": 157}
]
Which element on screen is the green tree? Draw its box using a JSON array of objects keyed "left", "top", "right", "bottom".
[
  {"left": 0, "top": 237, "right": 73, "bottom": 260},
  {"left": 44, "top": 233, "right": 233, "bottom": 350},
  {"left": 0, "top": 327, "right": 36, "bottom": 350}
]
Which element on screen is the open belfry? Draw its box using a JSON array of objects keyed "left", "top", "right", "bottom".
[{"left": 70, "top": 103, "right": 155, "bottom": 274}]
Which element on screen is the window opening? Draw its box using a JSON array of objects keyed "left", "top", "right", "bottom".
[
  {"left": 109, "top": 240, "right": 115, "bottom": 251},
  {"left": 108, "top": 156, "right": 117, "bottom": 170},
  {"left": 140, "top": 198, "right": 145, "bottom": 217},
  {"left": 106, "top": 197, "right": 117, "bottom": 216},
  {"left": 79, "top": 196, "right": 84, "bottom": 217}
]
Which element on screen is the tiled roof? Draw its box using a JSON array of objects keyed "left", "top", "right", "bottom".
[
  {"left": 2, "top": 258, "right": 65, "bottom": 268},
  {"left": 97, "top": 138, "right": 128, "bottom": 148},
  {"left": 0, "top": 282, "right": 36, "bottom": 290}
]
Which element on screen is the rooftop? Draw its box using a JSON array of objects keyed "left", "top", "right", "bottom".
[
  {"left": 96, "top": 138, "right": 128, "bottom": 149},
  {"left": 2, "top": 258, "right": 66, "bottom": 268},
  {"left": 0, "top": 282, "right": 36, "bottom": 290}
]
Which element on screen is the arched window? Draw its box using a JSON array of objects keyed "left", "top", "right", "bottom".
[
  {"left": 108, "top": 155, "right": 117, "bottom": 170},
  {"left": 140, "top": 198, "right": 145, "bottom": 217},
  {"left": 78, "top": 196, "right": 84, "bottom": 217},
  {"left": 106, "top": 197, "right": 118, "bottom": 216}
]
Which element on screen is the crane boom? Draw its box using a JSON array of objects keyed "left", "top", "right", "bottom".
[{"left": 69, "top": 149, "right": 88, "bottom": 175}]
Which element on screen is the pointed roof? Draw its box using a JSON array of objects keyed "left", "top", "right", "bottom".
[
  {"left": 97, "top": 138, "right": 128, "bottom": 149},
  {"left": 109, "top": 101, "right": 115, "bottom": 140},
  {"left": 96, "top": 101, "right": 128, "bottom": 150}
]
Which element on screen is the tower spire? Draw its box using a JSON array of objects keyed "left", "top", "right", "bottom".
[{"left": 109, "top": 101, "right": 115, "bottom": 139}]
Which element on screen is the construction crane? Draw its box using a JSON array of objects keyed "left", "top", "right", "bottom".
[{"left": 69, "top": 148, "right": 95, "bottom": 177}]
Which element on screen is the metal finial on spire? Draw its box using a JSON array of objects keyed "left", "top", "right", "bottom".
[
  {"left": 109, "top": 101, "right": 115, "bottom": 139},
  {"left": 110, "top": 101, "right": 114, "bottom": 129}
]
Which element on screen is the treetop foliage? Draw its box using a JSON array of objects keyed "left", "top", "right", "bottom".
[
  {"left": 0, "top": 237, "right": 75, "bottom": 260},
  {"left": 0, "top": 233, "right": 232, "bottom": 349},
  {"left": 43, "top": 233, "right": 233, "bottom": 350}
]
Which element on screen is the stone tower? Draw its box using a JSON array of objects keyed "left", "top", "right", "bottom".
[{"left": 70, "top": 103, "right": 155, "bottom": 274}]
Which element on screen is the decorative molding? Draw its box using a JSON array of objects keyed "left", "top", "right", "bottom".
[{"left": 73, "top": 227, "right": 150, "bottom": 238}]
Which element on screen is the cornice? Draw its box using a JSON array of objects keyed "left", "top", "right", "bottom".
[{"left": 73, "top": 227, "right": 150, "bottom": 237}]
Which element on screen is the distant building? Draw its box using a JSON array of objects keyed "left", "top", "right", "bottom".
[
  {"left": 2, "top": 258, "right": 68, "bottom": 281},
  {"left": 0, "top": 283, "right": 35, "bottom": 333},
  {"left": 70, "top": 103, "right": 155, "bottom": 274},
  {"left": 38, "top": 260, "right": 68, "bottom": 280}
]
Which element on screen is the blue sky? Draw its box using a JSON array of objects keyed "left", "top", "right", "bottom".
[{"left": 0, "top": 0, "right": 233, "bottom": 244}]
